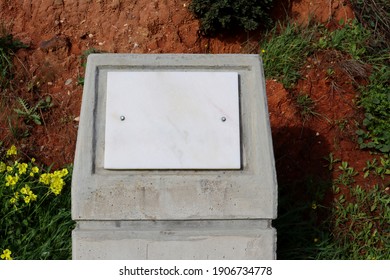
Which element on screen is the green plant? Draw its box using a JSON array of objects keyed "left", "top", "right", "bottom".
[
  {"left": 363, "top": 156, "right": 390, "bottom": 179},
  {"left": 319, "top": 184, "right": 390, "bottom": 259},
  {"left": 189, "top": 0, "right": 274, "bottom": 36},
  {"left": 349, "top": 0, "right": 390, "bottom": 50},
  {"left": 7, "top": 116, "right": 29, "bottom": 139},
  {"left": 0, "top": 144, "right": 74, "bottom": 259},
  {"left": 325, "top": 67, "right": 335, "bottom": 78},
  {"left": 294, "top": 93, "right": 321, "bottom": 121},
  {"left": 13, "top": 96, "right": 53, "bottom": 125},
  {"left": 335, "top": 161, "right": 359, "bottom": 186},
  {"left": 356, "top": 65, "right": 390, "bottom": 153},
  {"left": 323, "top": 153, "right": 341, "bottom": 171},
  {"left": 318, "top": 19, "right": 371, "bottom": 60},
  {"left": 276, "top": 157, "right": 389, "bottom": 259},
  {"left": 0, "top": 31, "right": 26, "bottom": 89},
  {"left": 260, "top": 23, "right": 316, "bottom": 88}
]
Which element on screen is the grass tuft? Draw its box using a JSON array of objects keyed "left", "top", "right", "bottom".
[
  {"left": 0, "top": 28, "right": 26, "bottom": 89},
  {"left": 260, "top": 22, "right": 316, "bottom": 89}
]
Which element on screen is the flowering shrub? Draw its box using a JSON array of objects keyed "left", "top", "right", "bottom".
[{"left": 0, "top": 144, "right": 73, "bottom": 259}]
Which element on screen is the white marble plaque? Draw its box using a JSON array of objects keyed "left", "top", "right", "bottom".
[{"left": 104, "top": 71, "right": 240, "bottom": 169}]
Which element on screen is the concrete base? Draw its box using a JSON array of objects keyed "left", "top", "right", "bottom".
[{"left": 73, "top": 220, "right": 276, "bottom": 260}]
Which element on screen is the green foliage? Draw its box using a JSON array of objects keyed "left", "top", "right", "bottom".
[
  {"left": 350, "top": 0, "right": 390, "bottom": 49},
  {"left": 295, "top": 93, "right": 319, "bottom": 121},
  {"left": 333, "top": 161, "right": 359, "bottom": 187},
  {"left": 260, "top": 20, "right": 388, "bottom": 154},
  {"left": 0, "top": 145, "right": 74, "bottom": 259},
  {"left": 318, "top": 184, "right": 390, "bottom": 259},
  {"left": 275, "top": 159, "right": 390, "bottom": 259},
  {"left": 189, "top": 0, "right": 274, "bottom": 36},
  {"left": 0, "top": 33, "right": 26, "bottom": 89},
  {"left": 13, "top": 97, "right": 53, "bottom": 125},
  {"left": 317, "top": 19, "right": 371, "bottom": 60},
  {"left": 323, "top": 153, "right": 341, "bottom": 171},
  {"left": 260, "top": 23, "right": 316, "bottom": 88},
  {"left": 356, "top": 65, "right": 390, "bottom": 153},
  {"left": 363, "top": 156, "right": 390, "bottom": 179}
]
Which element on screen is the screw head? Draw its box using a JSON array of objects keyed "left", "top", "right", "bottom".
[
  {"left": 221, "top": 116, "right": 227, "bottom": 122},
  {"left": 120, "top": 116, "right": 125, "bottom": 121}
]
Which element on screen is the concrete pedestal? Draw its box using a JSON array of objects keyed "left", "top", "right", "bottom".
[{"left": 72, "top": 54, "right": 277, "bottom": 259}]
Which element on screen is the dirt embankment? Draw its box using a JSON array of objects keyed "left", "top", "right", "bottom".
[{"left": 0, "top": 0, "right": 358, "bottom": 177}]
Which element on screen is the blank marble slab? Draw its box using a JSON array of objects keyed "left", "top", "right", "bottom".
[{"left": 104, "top": 71, "right": 241, "bottom": 169}]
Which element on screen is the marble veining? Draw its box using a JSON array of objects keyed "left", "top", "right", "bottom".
[{"left": 104, "top": 71, "right": 241, "bottom": 169}]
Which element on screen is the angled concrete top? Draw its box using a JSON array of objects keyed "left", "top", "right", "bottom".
[{"left": 72, "top": 54, "right": 277, "bottom": 221}]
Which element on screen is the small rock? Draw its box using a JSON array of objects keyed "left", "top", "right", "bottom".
[
  {"left": 74, "top": 116, "right": 80, "bottom": 122},
  {"left": 65, "top": 78, "right": 73, "bottom": 86},
  {"left": 88, "top": 34, "right": 94, "bottom": 38},
  {"left": 54, "top": 0, "right": 64, "bottom": 6},
  {"left": 39, "top": 35, "right": 71, "bottom": 52}
]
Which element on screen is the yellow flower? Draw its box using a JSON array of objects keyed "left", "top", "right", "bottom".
[
  {"left": 49, "top": 176, "right": 65, "bottom": 195},
  {"left": 31, "top": 158, "right": 36, "bottom": 163},
  {"left": 6, "top": 166, "right": 13, "bottom": 172},
  {"left": 20, "top": 185, "right": 37, "bottom": 204},
  {"left": 6, "top": 145, "right": 17, "bottom": 157},
  {"left": 314, "top": 238, "right": 319, "bottom": 243},
  {"left": 54, "top": 168, "right": 69, "bottom": 177},
  {"left": 5, "top": 174, "right": 19, "bottom": 187},
  {"left": 311, "top": 202, "right": 317, "bottom": 210},
  {"left": 0, "top": 162, "right": 6, "bottom": 173},
  {"left": 61, "top": 168, "right": 69, "bottom": 176},
  {"left": 24, "top": 196, "right": 31, "bottom": 204},
  {"left": 39, "top": 169, "right": 68, "bottom": 195},
  {"left": 39, "top": 173, "right": 51, "bottom": 185},
  {"left": 261, "top": 49, "right": 266, "bottom": 53},
  {"left": 1, "top": 249, "right": 13, "bottom": 260},
  {"left": 17, "top": 162, "right": 28, "bottom": 175},
  {"left": 29, "top": 166, "right": 40, "bottom": 177},
  {"left": 30, "top": 192, "right": 37, "bottom": 201},
  {"left": 10, "top": 191, "right": 19, "bottom": 204},
  {"left": 20, "top": 185, "right": 30, "bottom": 195}
]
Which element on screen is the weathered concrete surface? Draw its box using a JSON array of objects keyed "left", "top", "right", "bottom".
[
  {"left": 72, "top": 54, "right": 277, "bottom": 220},
  {"left": 72, "top": 54, "right": 277, "bottom": 259},
  {"left": 73, "top": 221, "right": 276, "bottom": 260}
]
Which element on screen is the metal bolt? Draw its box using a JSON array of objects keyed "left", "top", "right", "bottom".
[
  {"left": 221, "top": 116, "right": 227, "bottom": 122},
  {"left": 120, "top": 116, "right": 125, "bottom": 121}
]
